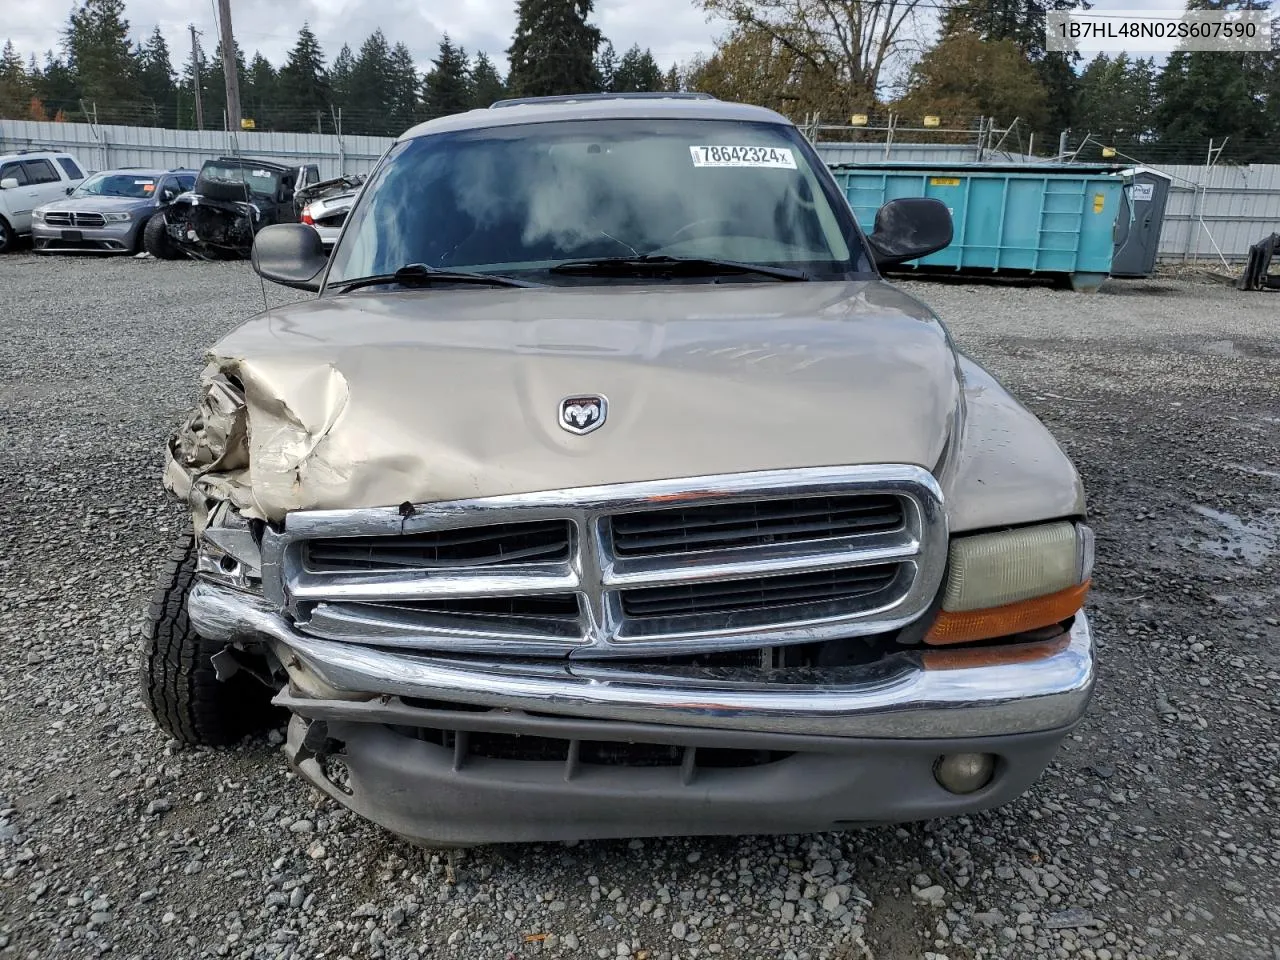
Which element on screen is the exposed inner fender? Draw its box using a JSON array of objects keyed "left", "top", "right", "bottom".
[{"left": 163, "top": 357, "right": 351, "bottom": 532}]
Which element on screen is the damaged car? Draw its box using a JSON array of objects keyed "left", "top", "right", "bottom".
[
  {"left": 143, "top": 93, "right": 1096, "bottom": 846},
  {"left": 144, "top": 156, "right": 320, "bottom": 260},
  {"left": 297, "top": 172, "right": 366, "bottom": 251}
]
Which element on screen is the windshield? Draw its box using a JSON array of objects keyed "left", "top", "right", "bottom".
[
  {"left": 328, "top": 118, "right": 870, "bottom": 286},
  {"left": 73, "top": 173, "right": 159, "bottom": 199},
  {"left": 201, "top": 162, "right": 281, "bottom": 196}
]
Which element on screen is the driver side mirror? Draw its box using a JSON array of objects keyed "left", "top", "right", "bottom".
[
  {"left": 0, "top": 178, "right": 18, "bottom": 190},
  {"left": 866, "top": 197, "right": 953, "bottom": 268},
  {"left": 252, "top": 223, "right": 328, "bottom": 292}
]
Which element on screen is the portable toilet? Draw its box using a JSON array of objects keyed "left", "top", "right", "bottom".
[{"left": 1110, "top": 167, "right": 1173, "bottom": 278}]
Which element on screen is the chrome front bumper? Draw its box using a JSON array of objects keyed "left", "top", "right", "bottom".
[{"left": 189, "top": 581, "right": 1095, "bottom": 740}]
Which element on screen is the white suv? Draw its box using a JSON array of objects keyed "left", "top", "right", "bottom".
[{"left": 0, "top": 151, "right": 88, "bottom": 252}]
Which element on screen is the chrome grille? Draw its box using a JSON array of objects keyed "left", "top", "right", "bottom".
[
  {"left": 619, "top": 564, "right": 900, "bottom": 619},
  {"left": 304, "top": 520, "right": 572, "bottom": 571},
  {"left": 43, "top": 211, "right": 107, "bottom": 227},
  {"left": 262, "top": 466, "right": 947, "bottom": 658},
  {"left": 610, "top": 494, "right": 903, "bottom": 556}
]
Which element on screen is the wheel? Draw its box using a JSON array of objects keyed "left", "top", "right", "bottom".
[
  {"left": 0, "top": 217, "right": 14, "bottom": 254},
  {"left": 143, "top": 214, "right": 184, "bottom": 260},
  {"left": 140, "top": 533, "right": 279, "bottom": 745}
]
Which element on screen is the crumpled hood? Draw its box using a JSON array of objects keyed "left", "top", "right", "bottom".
[{"left": 173, "top": 280, "right": 963, "bottom": 523}]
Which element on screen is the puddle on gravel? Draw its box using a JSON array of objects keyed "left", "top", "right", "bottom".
[
  {"left": 1226, "top": 462, "right": 1280, "bottom": 481},
  {"left": 1200, "top": 339, "right": 1280, "bottom": 359},
  {"left": 1185, "top": 505, "right": 1280, "bottom": 564}
]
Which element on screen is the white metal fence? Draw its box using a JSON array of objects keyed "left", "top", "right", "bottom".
[
  {"left": 3, "top": 118, "right": 1276, "bottom": 264},
  {"left": 0, "top": 118, "right": 393, "bottom": 180}
]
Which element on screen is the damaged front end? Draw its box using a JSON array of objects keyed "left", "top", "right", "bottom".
[{"left": 164, "top": 196, "right": 259, "bottom": 259}]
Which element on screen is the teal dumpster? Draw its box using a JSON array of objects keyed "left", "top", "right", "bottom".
[{"left": 830, "top": 162, "right": 1126, "bottom": 291}]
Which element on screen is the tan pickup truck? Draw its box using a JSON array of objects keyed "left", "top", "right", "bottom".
[{"left": 143, "top": 93, "right": 1095, "bottom": 846}]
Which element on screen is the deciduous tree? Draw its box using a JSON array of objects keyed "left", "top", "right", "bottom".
[{"left": 697, "top": 0, "right": 932, "bottom": 104}]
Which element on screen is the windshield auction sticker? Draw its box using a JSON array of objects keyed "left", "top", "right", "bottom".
[
  {"left": 1046, "top": 8, "right": 1270, "bottom": 52},
  {"left": 690, "top": 146, "right": 797, "bottom": 169}
]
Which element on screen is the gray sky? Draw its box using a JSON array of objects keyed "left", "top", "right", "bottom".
[{"left": 5, "top": 0, "right": 730, "bottom": 75}]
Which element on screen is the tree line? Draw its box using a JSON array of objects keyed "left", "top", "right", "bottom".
[
  {"left": 0, "top": 0, "right": 674, "bottom": 136},
  {"left": 2, "top": 0, "right": 1277, "bottom": 162},
  {"left": 686, "top": 0, "right": 1280, "bottom": 163}
]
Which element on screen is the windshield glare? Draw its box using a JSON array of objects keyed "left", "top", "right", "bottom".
[
  {"left": 73, "top": 173, "right": 159, "bottom": 199},
  {"left": 328, "top": 119, "right": 868, "bottom": 285},
  {"left": 202, "top": 162, "right": 281, "bottom": 195}
]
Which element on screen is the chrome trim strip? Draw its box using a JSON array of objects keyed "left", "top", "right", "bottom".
[
  {"left": 261, "top": 465, "right": 948, "bottom": 655},
  {"left": 189, "top": 581, "right": 1094, "bottom": 739}
]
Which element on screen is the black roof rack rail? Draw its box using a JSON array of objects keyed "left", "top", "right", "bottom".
[{"left": 490, "top": 92, "right": 717, "bottom": 109}]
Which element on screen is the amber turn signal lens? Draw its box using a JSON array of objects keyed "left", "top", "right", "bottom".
[{"left": 924, "top": 581, "right": 1090, "bottom": 646}]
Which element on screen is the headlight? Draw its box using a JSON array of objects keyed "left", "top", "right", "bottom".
[
  {"left": 32, "top": 209, "right": 45, "bottom": 222},
  {"left": 926, "top": 521, "right": 1092, "bottom": 645},
  {"left": 103, "top": 212, "right": 132, "bottom": 222}
]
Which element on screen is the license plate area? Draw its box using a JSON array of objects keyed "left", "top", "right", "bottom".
[{"left": 61, "top": 230, "right": 83, "bottom": 241}]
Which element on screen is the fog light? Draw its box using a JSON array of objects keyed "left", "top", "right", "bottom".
[{"left": 934, "top": 753, "right": 995, "bottom": 794}]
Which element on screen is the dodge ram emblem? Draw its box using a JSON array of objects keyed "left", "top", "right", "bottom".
[{"left": 559, "top": 395, "right": 607, "bottom": 435}]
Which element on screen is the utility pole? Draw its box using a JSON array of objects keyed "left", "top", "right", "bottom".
[
  {"left": 189, "top": 24, "right": 204, "bottom": 131},
  {"left": 216, "top": 0, "right": 242, "bottom": 131}
]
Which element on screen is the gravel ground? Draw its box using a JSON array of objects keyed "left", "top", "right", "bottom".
[{"left": 0, "top": 253, "right": 1277, "bottom": 960}]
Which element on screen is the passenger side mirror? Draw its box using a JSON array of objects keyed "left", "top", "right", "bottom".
[
  {"left": 251, "top": 223, "right": 328, "bottom": 292},
  {"left": 65, "top": 186, "right": 74, "bottom": 195},
  {"left": 866, "top": 197, "right": 953, "bottom": 268},
  {"left": 0, "top": 178, "right": 18, "bottom": 190},
  {"left": 161, "top": 188, "right": 177, "bottom": 203}
]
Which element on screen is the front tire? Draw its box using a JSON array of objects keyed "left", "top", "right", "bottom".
[
  {"left": 0, "top": 217, "right": 14, "bottom": 254},
  {"left": 143, "top": 214, "right": 184, "bottom": 260},
  {"left": 140, "top": 534, "right": 277, "bottom": 745}
]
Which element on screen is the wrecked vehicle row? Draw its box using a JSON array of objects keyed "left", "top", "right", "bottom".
[{"left": 143, "top": 93, "right": 1095, "bottom": 847}]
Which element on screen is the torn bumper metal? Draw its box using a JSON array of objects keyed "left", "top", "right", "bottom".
[
  {"left": 189, "top": 581, "right": 1094, "bottom": 738},
  {"left": 190, "top": 581, "right": 1093, "bottom": 841}
]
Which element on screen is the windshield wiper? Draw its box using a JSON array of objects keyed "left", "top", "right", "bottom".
[
  {"left": 334, "top": 263, "right": 541, "bottom": 293},
  {"left": 549, "top": 255, "right": 810, "bottom": 282}
]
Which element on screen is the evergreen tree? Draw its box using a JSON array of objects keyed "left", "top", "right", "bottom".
[
  {"left": 1155, "top": 49, "right": 1271, "bottom": 161},
  {"left": 62, "top": 0, "right": 142, "bottom": 121},
  {"left": 349, "top": 30, "right": 394, "bottom": 134},
  {"left": 469, "top": 52, "right": 507, "bottom": 108},
  {"left": 0, "top": 41, "right": 30, "bottom": 119},
  {"left": 38, "top": 51, "right": 80, "bottom": 120},
  {"left": 277, "top": 23, "right": 330, "bottom": 130},
  {"left": 387, "top": 42, "right": 421, "bottom": 134},
  {"left": 662, "top": 63, "right": 682, "bottom": 92},
  {"left": 243, "top": 52, "right": 276, "bottom": 130},
  {"left": 507, "top": 0, "right": 603, "bottom": 97},
  {"left": 134, "top": 27, "right": 175, "bottom": 125},
  {"left": 1077, "top": 53, "right": 1157, "bottom": 146},
  {"left": 329, "top": 43, "right": 355, "bottom": 117},
  {"left": 423, "top": 34, "right": 472, "bottom": 117},
  {"left": 614, "top": 45, "right": 663, "bottom": 92},
  {"left": 596, "top": 40, "right": 618, "bottom": 92},
  {"left": 205, "top": 40, "right": 246, "bottom": 129}
]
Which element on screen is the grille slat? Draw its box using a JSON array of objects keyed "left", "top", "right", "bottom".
[
  {"left": 74, "top": 212, "right": 106, "bottom": 227},
  {"left": 610, "top": 495, "right": 904, "bottom": 556},
  {"left": 45, "top": 212, "right": 73, "bottom": 226},
  {"left": 621, "top": 565, "right": 899, "bottom": 619},
  {"left": 305, "top": 520, "right": 571, "bottom": 572},
  {"left": 281, "top": 471, "right": 936, "bottom": 653}
]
